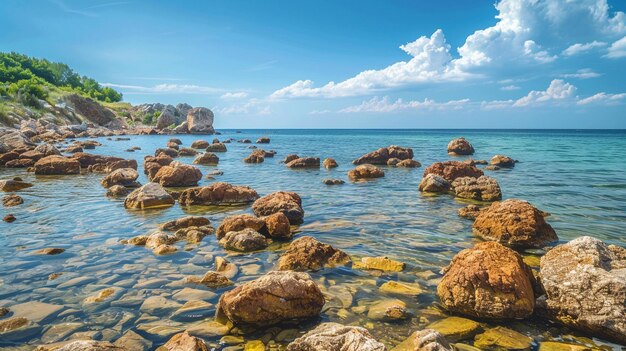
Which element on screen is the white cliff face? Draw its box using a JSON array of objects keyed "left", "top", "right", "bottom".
[{"left": 186, "top": 107, "right": 214, "bottom": 134}]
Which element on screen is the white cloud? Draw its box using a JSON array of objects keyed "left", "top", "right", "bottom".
[
  {"left": 482, "top": 79, "right": 576, "bottom": 109},
  {"left": 577, "top": 92, "right": 626, "bottom": 105},
  {"left": 102, "top": 83, "right": 225, "bottom": 94},
  {"left": 501, "top": 85, "right": 521, "bottom": 91},
  {"left": 336, "top": 96, "right": 470, "bottom": 114},
  {"left": 606, "top": 36, "right": 626, "bottom": 58},
  {"left": 562, "top": 41, "right": 607, "bottom": 56},
  {"left": 559, "top": 68, "right": 602, "bottom": 79},
  {"left": 213, "top": 98, "right": 271, "bottom": 115},
  {"left": 220, "top": 92, "right": 249, "bottom": 100}
]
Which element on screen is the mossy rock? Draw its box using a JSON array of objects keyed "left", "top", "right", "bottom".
[
  {"left": 427, "top": 316, "right": 482, "bottom": 341},
  {"left": 538, "top": 341, "right": 596, "bottom": 351},
  {"left": 474, "top": 327, "right": 533, "bottom": 350},
  {"left": 379, "top": 281, "right": 423, "bottom": 296}
]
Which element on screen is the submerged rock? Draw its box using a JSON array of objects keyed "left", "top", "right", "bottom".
[
  {"left": 286, "top": 157, "right": 320, "bottom": 168},
  {"left": 437, "top": 241, "right": 535, "bottom": 319},
  {"left": 348, "top": 164, "right": 385, "bottom": 180},
  {"left": 457, "top": 204, "right": 483, "bottom": 219},
  {"left": 490, "top": 155, "right": 516, "bottom": 168},
  {"left": 39, "top": 340, "right": 125, "bottom": 351},
  {"left": 379, "top": 281, "right": 422, "bottom": 296},
  {"left": 473, "top": 327, "right": 532, "bottom": 350},
  {"left": 218, "top": 271, "right": 324, "bottom": 327},
  {"left": 218, "top": 228, "right": 268, "bottom": 252},
  {"left": 396, "top": 159, "right": 421, "bottom": 168},
  {"left": 286, "top": 322, "right": 386, "bottom": 351},
  {"left": 34, "top": 155, "right": 80, "bottom": 175},
  {"left": 392, "top": 329, "right": 453, "bottom": 351},
  {"left": 323, "top": 178, "right": 345, "bottom": 185},
  {"left": 423, "top": 161, "right": 483, "bottom": 182},
  {"left": 353, "top": 146, "right": 413, "bottom": 165},
  {"left": 427, "top": 317, "right": 482, "bottom": 342},
  {"left": 0, "top": 179, "right": 33, "bottom": 192},
  {"left": 124, "top": 183, "right": 175, "bottom": 210},
  {"left": 323, "top": 158, "right": 338, "bottom": 168},
  {"left": 159, "top": 331, "right": 209, "bottom": 351},
  {"left": 447, "top": 137, "right": 475, "bottom": 155},
  {"left": 367, "top": 299, "right": 408, "bottom": 321},
  {"left": 33, "top": 248, "right": 65, "bottom": 255},
  {"left": 3, "top": 194, "right": 23, "bottom": 207},
  {"left": 451, "top": 176, "right": 502, "bottom": 201},
  {"left": 353, "top": 256, "right": 405, "bottom": 272},
  {"left": 179, "top": 182, "right": 259, "bottom": 206},
  {"left": 473, "top": 199, "right": 557, "bottom": 248},
  {"left": 186, "top": 271, "right": 233, "bottom": 288},
  {"left": 277, "top": 236, "right": 350, "bottom": 271},
  {"left": 538, "top": 236, "right": 626, "bottom": 344},
  {"left": 243, "top": 152, "right": 264, "bottom": 163},
  {"left": 252, "top": 191, "right": 304, "bottom": 224}
]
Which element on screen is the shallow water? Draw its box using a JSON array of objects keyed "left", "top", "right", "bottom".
[{"left": 1, "top": 129, "right": 626, "bottom": 350}]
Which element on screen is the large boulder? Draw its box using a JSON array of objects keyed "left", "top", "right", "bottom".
[
  {"left": 187, "top": 107, "right": 215, "bottom": 134},
  {"left": 538, "top": 236, "right": 626, "bottom": 344},
  {"left": 124, "top": 182, "right": 175, "bottom": 209},
  {"left": 144, "top": 154, "right": 173, "bottom": 180},
  {"left": 286, "top": 157, "right": 320, "bottom": 168},
  {"left": 0, "top": 130, "right": 35, "bottom": 151},
  {"left": 263, "top": 212, "right": 292, "bottom": 240},
  {"left": 447, "top": 137, "right": 475, "bottom": 155},
  {"left": 101, "top": 168, "right": 139, "bottom": 188},
  {"left": 418, "top": 174, "right": 451, "bottom": 193},
  {"left": 193, "top": 153, "right": 219, "bottom": 165},
  {"left": 152, "top": 162, "right": 202, "bottom": 187},
  {"left": 34, "top": 143, "right": 61, "bottom": 156},
  {"left": 437, "top": 241, "right": 535, "bottom": 319},
  {"left": 286, "top": 322, "right": 386, "bottom": 351},
  {"left": 159, "top": 331, "right": 208, "bottom": 351},
  {"left": 423, "top": 161, "right": 483, "bottom": 181},
  {"left": 34, "top": 155, "right": 80, "bottom": 175},
  {"left": 473, "top": 199, "right": 557, "bottom": 249},
  {"left": 353, "top": 146, "right": 413, "bottom": 165},
  {"left": 277, "top": 236, "right": 350, "bottom": 271},
  {"left": 217, "top": 271, "right": 324, "bottom": 327},
  {"left": 63, "top": 94, "right": 116, "bottom": 126},
  {"left": 451, "top": 176, "right": 502, "bottom": 201},
  {"left": 252, "top": 191, "right": 304, "bottom": 224},
  {"left": 348, "top": 164, "right": 384, "bottom": 180},
  {"left": 179, "top": 182, "right": 259, "bottom": 206},
  {"left": 155, "top": 105, "right": 178, "bottom": 130}
]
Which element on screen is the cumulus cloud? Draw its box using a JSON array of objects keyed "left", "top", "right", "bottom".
[
  {"left": 562, "top": 41, "right": 607, "bottom": 56},
  {"left": 220, "top": 92, "right": 249, "bottom": 100},
  {"left": 577, "top": 92, "right": 626, "bottom": 105},
  {"left": 606, "top": 36, "right": 626, "bottom": 58},
  {"left": 559, "top": 68, "right": 602, "bottom": 79},
  {"left": 213, "top": 98, "right": 271, "bottom": 115},
  {"left": 102, "top": 83, "right": 225, "bottom": 94},
  {"left": 513, "top": 79, "right": 576, "bottom": 106}
]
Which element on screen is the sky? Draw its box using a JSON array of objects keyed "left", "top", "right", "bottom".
[{"left": 1, "top": 0, "right": 626, "bottom": 129}]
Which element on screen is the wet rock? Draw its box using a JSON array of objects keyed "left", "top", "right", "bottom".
[
  {"left": 144, "top": 154, "right": 173, "bottom": 180},
  {"left": 140, "top": 296, "right": 182, "bottom": 315},
  {"left": 427, "top": 317, "right": 482, "bottom": 342},
  {"left": 177, "top": 147, "right": 198, "bottom": 157},
  {"left": 451, "top": 176, "right": 502, "bottom": 201},
  {"left": 179, "top": 182, "right": 259, "bottom": 206},
  {"left": 186, "top": 271, "right": 233, "bottom": 288},
  {"left": 286, "top": 322, "right": 386, "bottom": 351},
  {"left": 323, "top": 158, "right": 338, "bottom": 168},
  {"left": 218, "top": 228, "right": 268, "bottom": 252},
  {"left": 263, "top": 212, "right": 292, "bottom": 240},
  {"left": 286, "top": 157, "right": 320, "bottom": 168},
  {"left": 437, "top": 241, "right": 535, "bottom": 319},
  {"left": 216, "top": 214, "right": 265, "bottom": 239},
  {"left": 9, "top": 301, "right": 64, "bottom": 323},
  {"left": 0, "top": 179, "right": 33, "bottom": 192},
  {"left": 33, "top": 248, "right": 65, "bottom": 255},
  {"left": 187, "top": 107, "right": 215, "bottom": 134},
  {"left": 152, "top": 162, "right": 202, "bottom": 187},
  {"left": 418, "top": 174, "right": 450, "bottom": 193},
  {"left": 0, "top": 307, "right": 8, "bottom": 317},
  {"left": 159, "top": 331, "right": 209, "bottom": 351},
  {"left": 243, "top": 152, "right": 264, "bottom": 163},
  {"left": 206, "top": 143, "right": 227, "bottom": 152},
  {"left": 353, "top": 146, "right": 414, "bottom": 165},
  {"left": 191, "top": 140, "right": 210, "bottom": 149},
  {"left": 20, "top": 150, "right": 45, "bottom": 161},
  {"left": 107, "top": 185, "right": 132, "bottom": 197},
  {"left": 490, "top": 155, "right": 516, "bottom": 168},
  {"left": 34, "top": 155, "right": 80, "bottom": 175},
  {"left": 170, "top": 300, "right": 215, "bottom": 322},
  {"left": 256, "top": 137, "right": 270, "bottom": 144},
  {"left": 473, "top": 327, "right": 532, "bottom": 350},
  {"left": 423, "top": 161, "right": 483, "bottom": 182},
  {"left": 348, "top": 164, "right": 385, "bottom": 180},
  {"left": 169, "top": 138, "right": 182, "bottom": 145},
  {"left": 252, "top": 191, "right": 304, "bottom": 224},
  {"left": 47, "top": 340, "right": 126, "bottom": 350},
  {"left": 155, "top": 147, "right": 179, "bottom": 158},
  {"left": 537, "top": 342, "right": 594, "bottom": 351},
  {"left": 484, "top": 165, "right": 500, "bottom": 171},
  {"left": 174, "top": 226, "right": 214, "bottom": 243},
  {"left": 367, "top": 299, "right": 408, "bottom": 321},
  {"left": 278, "top": 236, "right": 350, "bottom": 271},
  {"left": 161, "top": 216, "right": 211, "bottom": 231},
  {"left": 84, "top": 288, "right": 116, "bottom": 304},
  {"left": 101, "top": 168, "right": 140, "bottom": 188},
  {"left": 323, "top": 178, "right": 345, "bottom": 185},
  {"left": 215, "top": 256, "right": 239, "bottom": 279},
  {"left": 0, "top": 151, "right": 19, "bottom": 165},
  {"left": 5, "top": 158, "right": 35, "bottom": 168},
  {"left": 283, "top": 154, "right": 299, "bottom": 163},
  {"left": 0, "top": 316, "right": 40, "bottom": 341},
  {"left": 353, "top": 257, "right": 405, "bottom": 272},
  {"left": 115, "top": 330, "right": 152, "bottom": 351},
  {"left": 217, "top": 271, "right": 324, "bottom": 327},
  {"left": 537, "top": 236, "right": 626, "bottom": 343},
  {"left": 458, "top": 204, "right": 483, "bottom": 219},
  {"left": 34, "top": 143, "right": 61, "bottom": 157},
  {"left": 473, "top": 199, "right": 557, "bottom": 248},
  {"left": 379, "top": 281, "right": 422, "bottom": 296},
  {"left": 447, "top": 137, "right": 475, "bottom": 155},
  {"left": 4, "top": 214, "right": 16, "bottom": 222},
  {"left": 393, "top": 329, "right": 453, "bottom": 351},
  {"left": 193, "top": 152, "right": 219, "bottom": 165},
  {"left": 153, "top": 244, "right": 177, "bottom": 255},
  {"left": 396, "top": 159, "right": 421, "bottom": 168},
  {"left": 124, "top": 183, "right": 175, "bottom": 210}
]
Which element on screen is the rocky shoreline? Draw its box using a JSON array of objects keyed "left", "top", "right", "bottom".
[{"left": 1, "top": 131, "right": 625, "bottom": 350}]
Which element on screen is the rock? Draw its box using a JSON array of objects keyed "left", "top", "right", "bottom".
[
  {"left": 115, "top": 330, "right": 152, "bottom": 351},
  {"left": 418, "top": 174, "right": 451, "bottom": 193},
  {"left": 179, "top": 182, "right": 259, "bottom": 206},
  {"left": 84, "top": 288, "right": 116, "bottom": 304},
  {"left": 34, "top": 143, "right": 61, "bottom": 156},
  {"left": 0, "top": 316, "right": 40, "bottom": 341},
  {"left": 215, "top": 256, "right": 238, "bottom": 278},
  {"left": 161, "top": 216, "right": 211, "bottom": 231},
  {"left": 447, "top": 137, "right": 475, "bottom": 155},
  {"left": 379, "top": 281, "right": 422, "bottom": 296},
  {"left": 152, "top": 162, "right": 202, "bottom": 187},
  {"left": 155, "top": 147, "right": 179, "bottom": 158},
  {"left": 451, "top": 176, "right": 502, "bottom": 201},
  {"left": 537, "top": 236, "right": 626, "bottom": 343},
  {"left": 5, "top": 158, "right": 35, "bottom": 168},
  {"left": 0, "top": 151, "right": 19, "bottom": 165},
  {"left": 140, "top": 296, "right": 182, "bottom": 315},
  {"left": 144, "top": 154, "right": 173, "bottom": 180},
  {"left": 285, "top": 322, "right": 386, "bottom": 351},
  {"left": 473, "top": 327, "right": 532, "bottom": 350},
  {"left": 41, "top": 340, "right": 126, "bottom": 350},
  {"left": 174, "top": 226, "right": 214, "bottom": 243},
  {"left": 187, "top": 107, "right": 215, "bottom": 134},
  {"left": 219, "top": 228, "right": 268, "bottom": 252},
  {"left": 217, "top": 271, "right": 324, "bottom": 327},
  {"left": 353, "top": 146, "right": 413, "bottom": 165},
  {"left": 353, "top": 257, "right": 405, "bottom": 272},
  {"left": 63, "top": 94, "right": 116, "bottom": 126},
  {"left": 427, "top": 317, "right": 482, "bottom": 342},
  {"left": 283, "top": 154, "right": 299, "bottom": 163},
  {"left": 473, "top": 199, "right": 557, "bottom": 248},
  {"left": 256, "top": 137, "right": 270, "bottom": 144},
  {"left": 396, "top": 159, "right": 421, "bottom": 168},
  {"left": 323, "top": 178, "right": 345, "bottom": 185},
  {"left": 153, "top": 244, "right": 177, "bottom": 255},
  {"left": 348, "top": 164, "right": 384, "bottom": 180},
  {"left": 252, "top": 191, "right": 304, "bottom": 224},
  {"left": 286, "top": 157, "right": 320, "bottom": 168},
  {"left": 156, "top": 105, "right": 178, "bottom": 130},
  {"left": 193, "top": 153, "right": 219, "bottom": 165},
  {"left": 0, "top": 130, "right": 36, "bottom": 151},
  {"left": 107, "top": 185, "right": 131, "bottom": 197},
  {"left": 323, "top": 158, "right": 338, "bottom": 168},
  {"left": 216, "top": 214, "right": 266, "bottom": 239},
  {"left": 9, "top": 301, "right": 63, "bottom": 323},
  {"left": 387, "top": 158, "right": 400, "bottom": 166},
  {"left": 206, "top": 143, "right": 227, "bottom": 152},
  {"left": 0, "top": 179, "right": 33, "bottom": 192},
  {"left": 4, "top": 214, "right": 16, "bottom": 222},
  {"left": 244, "top": 152, "right": 264, "bottom": 163},
  {"left": 278, "top": 236, "right": 350, "bottom": 271},
  {"left": 169, "top": 138, "right": 182, "bottom": 145},
  {"left": 170, "top": 300, "right": 215, "bottom": 322},
  {"left": 490, "top": 155, "right": 516, "bottom": 168},
  {"left": 101, "top": 168, "right": 140, "bottom": 188},
  {"left": 537, "top": 342, "right": 594, "bottom": 351},
  {"left": 3, "top": 194, "right": 23, "bottom": 206},
  {"left": 33, "top": 248, "right": 65, "bottom": 255},
  {"left": 263, "top": 212, "right": 292, "bottom": 240},
  {"left": 186, "top": 271, "right": 233, "bottom": 288},
  {"left": 437, "top": 241, "right": 535, "bottom": 319},
  {"left": 64, "top": 145, "right": 84, "bottom": 153},
  {"left": 19, "top": 149, "right": 45, "bottom": 161},
  {"left": 191, "top": 140, "right": 210, "bottom": 149},
  {"left": 367, "top": 299, "right": 408, "bottom": 321},
  {"left": 124, "top": 182, "right": 175, "bottom": 209},
  {"left": 423, "top": 161, "right": 483, "bottom": 181},
  {"left": 34, "top": 155, "right": 80, "bottom": 175},
  {"left": 392, "top": 329, "right": 453, "bottom": 351},
  {"left": 458, "top": 204, "right": 482, "bottom": 219}
]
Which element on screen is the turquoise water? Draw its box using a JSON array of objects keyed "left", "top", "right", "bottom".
[{"left": 1, "top": 129, "right": 625, "bottom": 349}]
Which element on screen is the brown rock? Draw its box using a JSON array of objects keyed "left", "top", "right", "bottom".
[
  {"left": 34, "top": 143, "right": 61, "bottom": 157},
  {"left": 451, "top": 176, "right": 502, "bottom": 201},
  {"left": 178, "top": 147, "right": 198, "bottom": 156},
  {"left": 283, "top": 154, "right": 299, "bottom": 163},
  {"left": 101, "top": 168, "right": 140, "bottom": 188},
  {"left": 473, "top": 199, "right": 557, "bottom": 248},
  {"left": 323, "top": 158, "right": 338, "bottom": 168},
  {"left": 286, "top": 157, "right": 320, "bottom": 168},
  {"left": 490, "top": 155, "right": 516, "bottom": 168},
  {"left": 186, "top": 271, "right": 233, "bottom": 288},
  {"left": 5, "top": 158, "right": 35, "bottom": 168},
  {"left": 155, "top": 147, "right": 179, "bottom": 158},
  {"left": 124, "top": 182, "right": 175, "bottom": 209},
  {"left": 217, "top": 271, "right": 324, "bottom": 327},
  {"left": 256, "top": 137, "right": 270, "bottom": 144},
  {"left": 263, "top": 212, "right": 292, "bottom": 240},
  {"left": 152, "top": 162, "right": 202, "bottom": 187},
  {"left": 193, "top": 153, "right": 219, "bottom": 165},
  {"left": 323, "top": 178, "right": 345, "bottom": 185},
  {"left": 33, "top": 248, "right": 65, "bottom": 255},
  {"left": 34, "top": 155, "right": 80, "bottom": 175},
  {"left": 0, "top": 152, "right": 19, "bottom": 165},
  {"left": 159, "top": 331, "right": 208, "bottom": 351},
  {"left": 3, "top": 194, "right": 23, "bottom": 207},
  {"left": 169, "top": 138, "right": 182, "bottom": 145},
  {"left": 106, "top": 185, "right": 132, "bottom": 197},
  {"left": 252, "top": 191, "right": 304, "bottom": 224},
  {"left": 42, "top": 340, "right": 126, "bottom": 351},
  {"left": 206, "top": 143, "right": 227, "bottom": 152},
  {"left": 458, "top": 204, "right": 482, "bottom": 219},
  {"left": 19, "top": 150, "right": 44, "bottom": 161},
  {"left": 285, "top": 322, "right": 386, "bottom": 351},
  {"left": 423, "top": 161, "right": 483, "bottom": 181},
  {"left": 394, "top": 329, "right": 453, "bottom": 351},
  {"left": 0, "top": 179, "right": 33, "bottom": 192},
  {"left": 216, "top": 214, "right": 266, "bottom": 239},
  {"left": 4, "top": 214, "right": 16, "bottom": 222},
  {"left": 191, "top": 140, "right": 210, "bottom": 149},
  {"left": 353, "top": 146, "right": 413, "bottom": 165},
  {"left": 396, "top": 159, "right": 421, "bottom": 168},
  {"left": 278, "top": 236, "right": 350, "bottom": 271},
  {"left": 348, "top": 164, "right": 384, "bottom": 180},
  {"left": 218, "top": 228, "right": 268, "bottom": 252},
  {"left": 447, "top": 137, "right": 475, "bottom": 155},
  {"left": 161, "top": 216, "right": 211, "bottom": 231},
  {"left": 437, "top": 241, "right": 535, "bottom": 319},
  {"left": 179, "top": 182, "right": 259, "bottom": 206},
  {"left": 243, "top": 152, "right": 264, "bottom": 163},
  {"left": 144, "top": 154, "right": 173, "bottom": 180},
  {"left": 418, "top": 174, "right": 450, "bottom": 193}
]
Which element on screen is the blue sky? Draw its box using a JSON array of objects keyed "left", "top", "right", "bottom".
[{"left": 1, "top": 0, "right": 626, "bottom": 128}]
